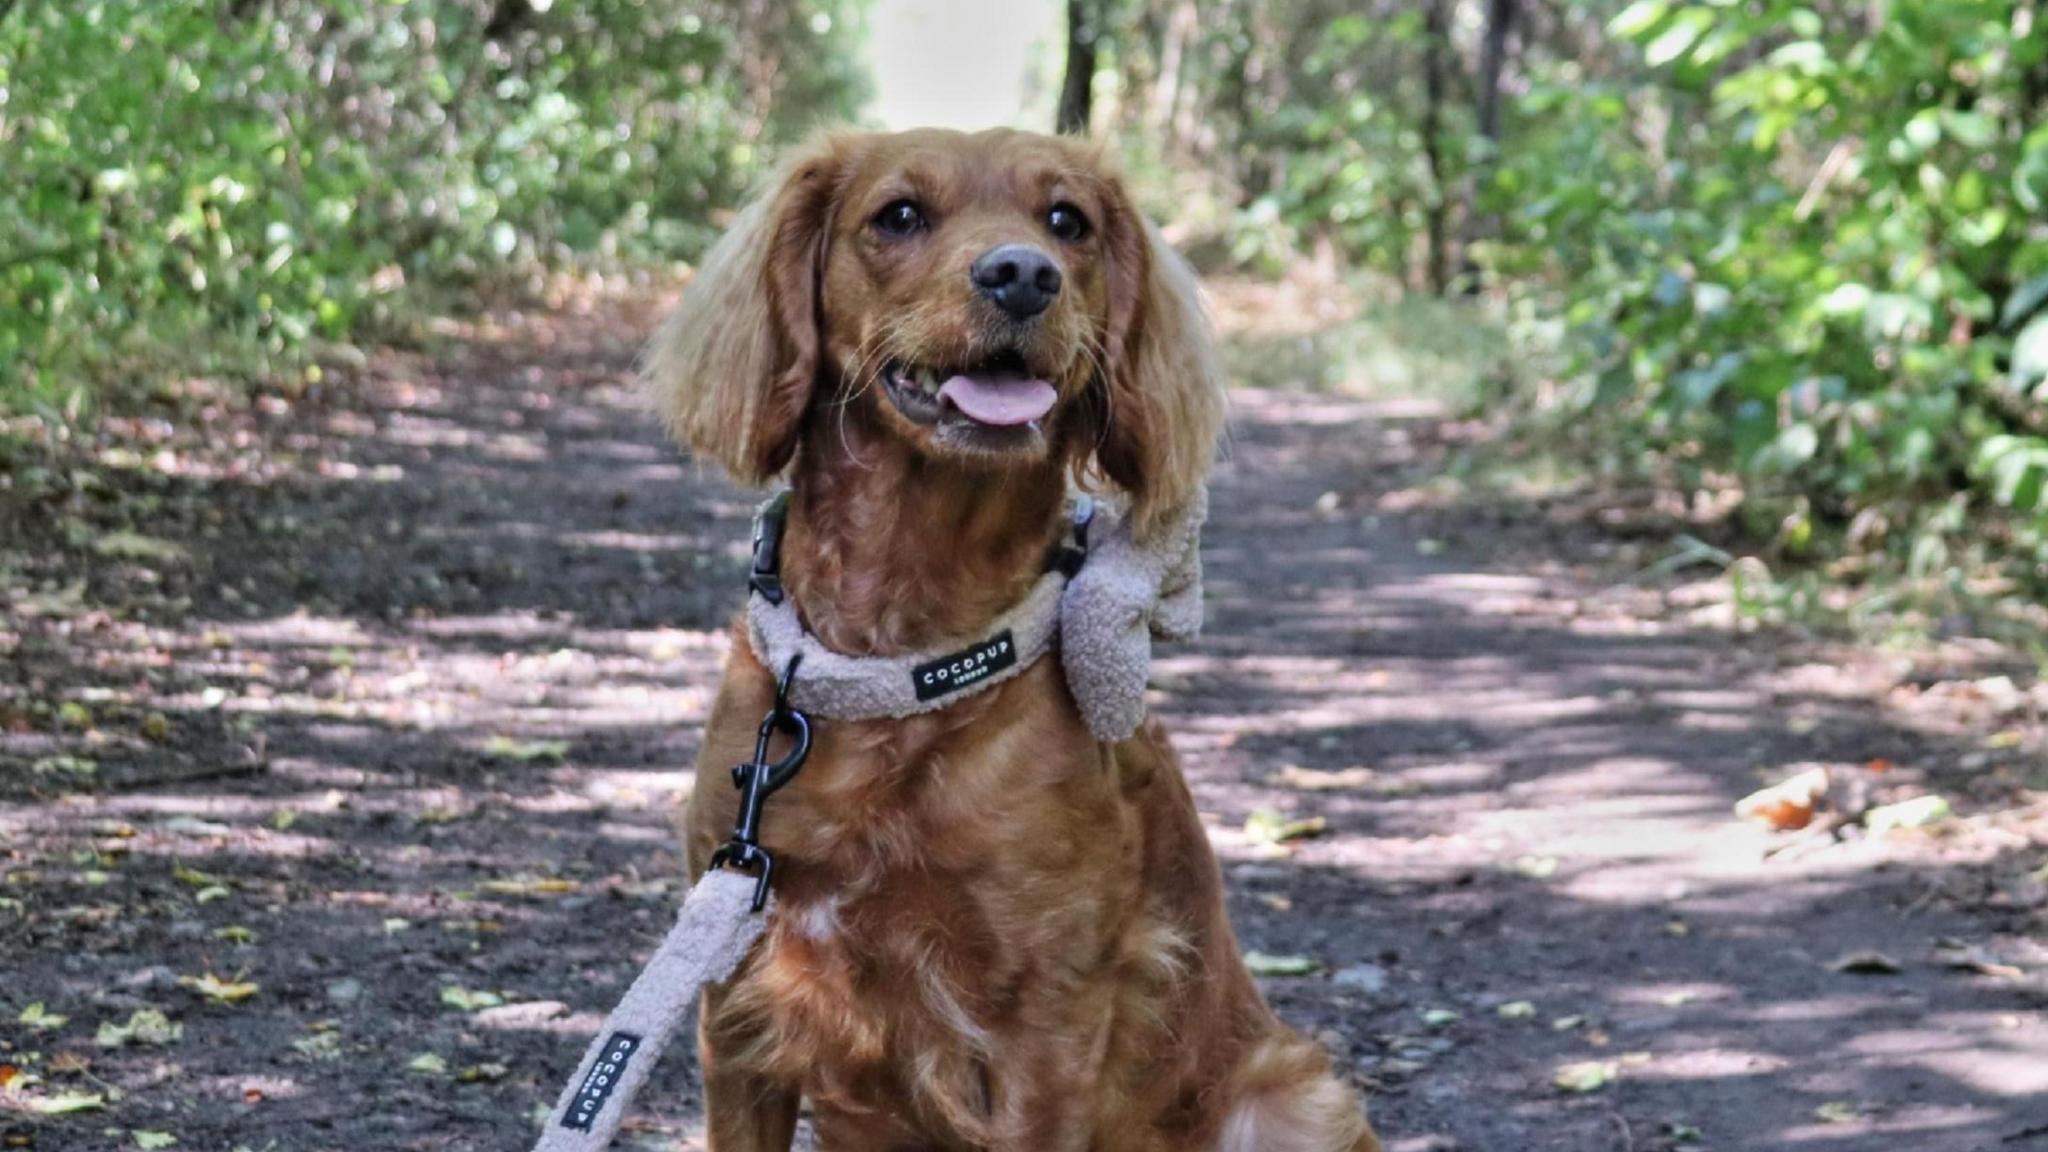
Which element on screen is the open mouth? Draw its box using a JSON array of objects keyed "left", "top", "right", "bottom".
[{"left": 881, "top": 350, "right": 1059, "bottom": 434}]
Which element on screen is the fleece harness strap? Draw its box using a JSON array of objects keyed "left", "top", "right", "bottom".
[
  {"left": 746, "top": 487, "right": 1206, "bottom": 741},
  {"left": 744, "top": 491, "right": 1095, "bottom": 724}
]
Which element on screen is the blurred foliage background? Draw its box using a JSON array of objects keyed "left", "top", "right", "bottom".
[
  {"left": 0, "top": 0, "right": 867, "bottom": 415},
  {"left": 5, "top": 0, "right": 2048, "bottom": 638}
]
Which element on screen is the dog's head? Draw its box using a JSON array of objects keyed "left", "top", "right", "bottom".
[{"left": 647, "top": 128, "right": 1223, "bottom": 538}]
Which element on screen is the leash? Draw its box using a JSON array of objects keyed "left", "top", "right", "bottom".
[{"left": 533, "top": 656, "right": 810, "bottom": 1152}]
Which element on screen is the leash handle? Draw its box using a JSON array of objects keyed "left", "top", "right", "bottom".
[{"left": 532, "top": 870, "right": 770, "bottom": 1152}]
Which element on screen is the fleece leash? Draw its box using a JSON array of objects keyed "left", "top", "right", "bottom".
[{"left": 530, "top": 869, "right": 768, "bottom": 1152}]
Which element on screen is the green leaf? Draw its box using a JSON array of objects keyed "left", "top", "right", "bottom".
[
  {"left": 1644, "top": 10, "right": 1713, "bottom": 68},
  {"left": 2012, "top": 315, "right": 2048, "bottom": 389},
  {"left": 1244, "top": 808, "right": 1328, "bottom": 845},
  {"left": 483, "top": 737, "right": 570, "bottom": 763},
  {"left": 18, "top": 1002, "right": 69, "bottom": 1031},
  {"left": 1999, "top": 273, "right": 2048, "bottom": 331},
  {"left": 28, "top": 1092, "right": 106, "bottom": 1115},
  {"left": 1553, "top": 1060, "right": 1618, "bottom": 1093},
  {"left": 133, "top": 1132, "right": 179, "bottom": 1149},
  {"left": 1609, "top": 0, "right": 1670, "bottom": 40},
  {"left": 1750, "top": 424, "right": 1819, "bottom": 476},
  {"left": 439, "top": 986, "right": 506, "bottom": 1012}
]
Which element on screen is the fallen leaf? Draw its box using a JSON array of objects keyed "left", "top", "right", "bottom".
[
  {"left": 26, "top": 1091, "right": 105, "bottom": 1115},
  {"left": 92, "top": 532, "right": 187, "bottom": 563},
  {"left": 1497, "top": 1000, "right": 1537, "bottom": 1019},
  {"left": 457, "top": 1062, "right": 509, "bottom": 1083},
  {"left": 132, "top": 1132, "right": 177, "bottom": 1149},
  {"left": 47, "top": 1052, "right": 90, "bottom": 1076},
  {"left": 1244, "top": 808, "right": 1327, "bottom": 845},
  {"left": 1243, "top": 951, "right": 1321, "bottom": 977},
  {"left": 160, "top": 816, "right": 233, "bottom": 838},
  {"left": 483, "top": 736, "right": 570, "bottom": 763},
  {"left": 1420, "top": 1008, "right": 1461, "bottom": 1028},
  {"left": 1734, "top": 766, "right": 1830, "bottom": 830},
  {"left": 18, "top": 1002, "right": 68, "bottom": 1032},
  {"left": 1510, "top": 855, "right": 1559, "bottom": 879},
  {"left": 1813, "top": 1100, "right": 1865, "bottom": 1123},
  {"left": 1551, "top": 1015, "right": 1586, "bottom": 1032},
  {"left": 1257, "top": 893, "right": 1292, "bottom": 912},
  {"left": 1830, "top": 950, "right": 1901, "bottom": 975},
  {"left": 406, "top": 1053, "right": 447, "bottom": 1075},
  {"left": 96, "top": 1008, "right": 182, "bottom": 1048},
  {"left": 1265, "top": 765, "right": 1378, "bottom": 792},
  {"left": 179, "top": 973, "right": 260, "bottom": 1004},
  {"left": 0, "top": 1066, "right": 20, "bottom": 1090},
  {"left": 213, "top": 925, "right": 257, "bottom": 944},
  {"left": 292, "top": 1033, "right": 344, "bottom": 1060},
  {"left": 439, "top": 986, "right": 507, "bottom": 1011},
  {"left": 171, "top": 866, "right": 224, "bottom": 888},
  {"left": 1864, "top": 795, "right": 1949, "bottom": 835},
  {"left": 477, "top": 877, "right": 579, "bottom": 897},
  {"left": 1552, "top": 1060, "right": 1616, "bottom": 1093}
]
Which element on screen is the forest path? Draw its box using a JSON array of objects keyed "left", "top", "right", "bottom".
[{"left": 2, "top": 290, "right": 2042, "bottom": 1152}]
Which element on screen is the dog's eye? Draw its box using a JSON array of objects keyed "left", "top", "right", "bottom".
[
  {"left": 1047, "top": 203, "right": 1090, "bottom": 242},
  {"left": 873, "top": 200, "right": 927, "bottom": 238}
]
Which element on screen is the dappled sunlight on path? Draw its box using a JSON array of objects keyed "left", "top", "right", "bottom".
[{"left": 2, "top": 301, "right": 2042, "bottom": 1151}]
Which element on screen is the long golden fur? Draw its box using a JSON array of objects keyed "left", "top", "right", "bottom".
[{"left": 650, "top": 127, "right": 1379, "bottom": 1152}]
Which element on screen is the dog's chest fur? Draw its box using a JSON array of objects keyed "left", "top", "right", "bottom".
[{"left": 689, "top": 655, "right": 1140, "bottom": 1136}]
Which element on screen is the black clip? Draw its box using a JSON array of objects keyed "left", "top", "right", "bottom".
[
  {"left": 708, "top": 655, "right": 808, "bottom": 912},
  {"left": 748, "top": 490, "right": 790, "bottom": 605},
  {"left": 1048, "top": 495, "right": 1095, "bottom": 578}
]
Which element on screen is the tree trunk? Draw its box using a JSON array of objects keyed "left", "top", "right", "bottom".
[
  {"left": 1056, "top": 0, "right": 1098, "bottom": 136},
  {"left": 1421, "top": 0, "right": 1452, "bottom": 295},
  {"left": 1460, "top": 0, "right": 1517, "bottom": 295}
]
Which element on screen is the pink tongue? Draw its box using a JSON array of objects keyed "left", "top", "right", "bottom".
[{"left": 937, "top": 373, "right": 1057, "bottom": 427}]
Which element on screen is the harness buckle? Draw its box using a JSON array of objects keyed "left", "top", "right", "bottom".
[
  {"left": 1048, "top": 495, "right": 1095, "bottom": 578},
  {"left": 748, "top": 490, "right": 791, "bottom": 605}
]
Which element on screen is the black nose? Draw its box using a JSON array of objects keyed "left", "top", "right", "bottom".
[{"left": 971, "top": 244, "right": 1063, "bottom": 320}]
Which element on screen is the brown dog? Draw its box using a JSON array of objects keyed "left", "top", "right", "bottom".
[{"left": 650, "top": 128, "right": 1379, "bottom": 1152}]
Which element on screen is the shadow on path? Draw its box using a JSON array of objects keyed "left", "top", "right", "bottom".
[{"left": 1, "top": 301, "right": 2042, "bottom": 1152}]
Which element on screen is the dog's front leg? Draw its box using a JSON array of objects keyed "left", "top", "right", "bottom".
[
  {"left": 985, "top": 993, "right": 1114, "bottom": 1152},
  {"left": 699, "top": 985, "right": 800, "bottom": 1152}
]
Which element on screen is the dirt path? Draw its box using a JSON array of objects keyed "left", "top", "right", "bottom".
[{"left": 3, "top": 297, "right": 2043, "bottom": 1152}]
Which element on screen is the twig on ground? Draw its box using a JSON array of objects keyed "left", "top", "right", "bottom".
[{"left": 1607, "top": 1110, "right": 1635, "bottom": 1152}]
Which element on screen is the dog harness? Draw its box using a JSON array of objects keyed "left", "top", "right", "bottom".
[
  {"left": 533, "top": 487, "right": 1208, "bottom": 1152},
  {"left": 744, "top": 484, "right": 1206, "bottom": 740}
]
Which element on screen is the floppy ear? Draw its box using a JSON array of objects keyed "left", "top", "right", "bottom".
[
  {"left": 1087, "top": 186, "right": 1227, "bottom": 541},
  {"left": 643, "top": 140, "right": 842, "bottom": 484}
]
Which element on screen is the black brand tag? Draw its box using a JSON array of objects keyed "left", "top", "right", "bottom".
[
  {"left": 912, "top": 630, "right": 1016, "bottom": 702},
  {"left": 561, "top": 1031, "right": 641, "bottom": 1131}
]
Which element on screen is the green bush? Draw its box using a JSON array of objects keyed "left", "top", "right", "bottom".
[
  {"left": 1484, "top": 0, "right": 2048, "bottom": 583},
  {"left": 0, "top": 0, "right": 868, "bottom": 416}
]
